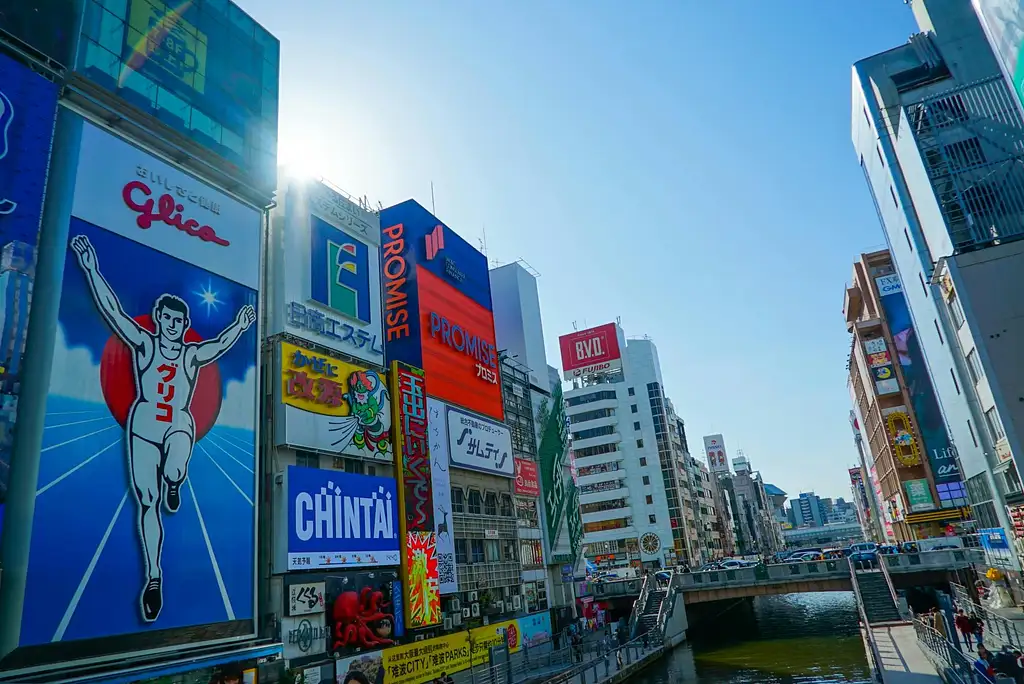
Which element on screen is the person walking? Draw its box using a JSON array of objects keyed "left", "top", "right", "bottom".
[
  {"left": 956, "top": 608, "right": 974, "bottom": 650},
  {"left": 975, "top": 646, "right": 996, "bottom": 683},
  {"left": 972, "top": 613, "right": 987, "bottom": 650}
]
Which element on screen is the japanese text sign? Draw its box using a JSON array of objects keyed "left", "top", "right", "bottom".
[
  {"left": 447, "top": 406, "right": 514, "bottom": 477},
  {"left": 514, "top": 458, "right": 540, "bottom": 496}
]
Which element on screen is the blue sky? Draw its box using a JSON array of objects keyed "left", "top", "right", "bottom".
[{"left": 243, "top": 1, "right": 919, "bottom": 499}]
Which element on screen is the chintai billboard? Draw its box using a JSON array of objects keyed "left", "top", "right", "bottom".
[
  {"left": 0, "top": 52, "right": 59, "bottom": 554},
  {"left": 275, "top": 341, "right": 392, "bottom": 461},
  {"left": 390, "top": 361, "right": 441, "bottom": 629},
  {"left": 379, "top": 200, "right": 504, "bottom": 421},
  {"left": 1, "top": 120, "right": 262, "bottom": 672},
  {"left": 269, "top": 176, "right": 384, "bottom": 365}
]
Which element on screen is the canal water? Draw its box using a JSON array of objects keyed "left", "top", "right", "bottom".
[{"left": 633, "top": 592, "right": 872, "bottom": 683}]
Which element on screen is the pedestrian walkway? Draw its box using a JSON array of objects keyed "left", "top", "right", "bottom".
[{"left": 872, "top": 625, "right": 944, "bottom": 683}]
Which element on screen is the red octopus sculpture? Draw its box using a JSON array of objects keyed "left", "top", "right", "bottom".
[{"left": 332, "top": 586, "right": 395, "bottom": 651}]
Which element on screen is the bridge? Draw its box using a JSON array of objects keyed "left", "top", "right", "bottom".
[{"left": 588, "top": 549, "right": 983, "bottom": 605}]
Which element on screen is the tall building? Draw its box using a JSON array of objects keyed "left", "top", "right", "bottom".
[
  {"left": 849, "top": 411, "right": 888, "bottom": 542},
  {"left": 687, "top": 456, "right": 724, "bottom": 562},
  {"left": 853, "top": 0, "right": 1024, "bottom": 566},
  {"left": 563, "top": 325, "right": 681, "bottom": 569},
  {"left": 717, "top": 453, "right": 783, "bottom": 556},
  {"left": 791, "top": 492, "right": 827, "bottom": 528}
]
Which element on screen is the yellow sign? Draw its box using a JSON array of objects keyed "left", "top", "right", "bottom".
[
  {"left": 886, "top": 410, "right": 922, "bottom": 467},
  {"left": 126, "top": 0, "right": 208, "bottom": 93},
  {"left": 281, "top": 340, "right": 367, "bottom": 417},
  {"left": 336, "top": 620, "right": 522, "bottom": 684}
]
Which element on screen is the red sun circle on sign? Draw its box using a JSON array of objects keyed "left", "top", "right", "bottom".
[
  {"left": 98, "top": 314, "right": 223, "bottom": 440},
  {"left": 506, "top": 623, "right": 519, "bottom": 650}
]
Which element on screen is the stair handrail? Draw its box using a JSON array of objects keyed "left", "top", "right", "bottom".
[
  {"left": 848, "top": 557, "right": 885, "bottom": 683},
  {"left": 655, "top": 570, "right": 677, "bottom": 638},
  {"left": 628, "top": 573, "right": 652, "bottom": 639},
  {"left": 877, "top": 551, "right": 904, "bottom": 618}
]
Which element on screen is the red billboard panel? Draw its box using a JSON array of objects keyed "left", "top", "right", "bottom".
[
  {"left": 514, "top": 458, "right": 540, "bottom": 497},
  {"left": 559, "top": 323, "right": 622, "bottom": 380},
  {"left": 418, "top": 267, "right": 504, "bottom": 420}
]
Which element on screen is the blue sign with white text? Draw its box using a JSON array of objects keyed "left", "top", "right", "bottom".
[
  {"left": 286, "top": 466, "right": 400, "bottom": 570},
  {"left": 0, "top": 51, "right": 58, "bottom": 550}
]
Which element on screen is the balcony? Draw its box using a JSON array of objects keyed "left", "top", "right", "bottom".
[
  {"left": 572, "top": 431, "right": 622, "bottom": 451},
  {"left": 582, "top": 506, "right": 632, "bottom": 524},
  {"left": 576, "top": 468, "right": 625, "bottom": 485},
  {"left": 456, "top": 561, "right": 522, "bottom": 591},
  {"left": 573, "top": 450, "right": 624, "bottom": 470},
  {"left": 583, "top": 526, "right": 637, "bottom": 544},
  {"left": 579, "top": 485, "right": 628, "bottom": 505},
  {"left": 565, "top": 398, "right": 617, "bottom": 415}
]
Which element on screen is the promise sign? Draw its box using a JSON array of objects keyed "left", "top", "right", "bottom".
[{"left": 390, "top": 361, "right": 441, "bottom": 629}]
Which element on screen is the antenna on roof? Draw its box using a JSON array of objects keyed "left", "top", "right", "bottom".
[{"left": 430, "top": 181, "right": 436, "bottom": 215}]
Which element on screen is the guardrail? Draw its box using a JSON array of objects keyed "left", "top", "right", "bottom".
[
  {"left": 848, "top": 558, "right": 885, "bottom": 683},
  {"left": 914, "top": 617, "right": 981, "bottom": 684},
  {"left": 877, "top": 549, "right": 907, "bottom": 620},
  {"left": 626, "top": 574, "right": 650, "bottom": 640},
  {"left": 950, "top": 581, "right": 1024, "bottom": 651},
  {"left": 544, "top": 636, "right": 662, "bottom": 684}
]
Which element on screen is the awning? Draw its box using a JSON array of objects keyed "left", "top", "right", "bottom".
[{"left": 905, "top": 506, "right": 972, "bottom": 525}]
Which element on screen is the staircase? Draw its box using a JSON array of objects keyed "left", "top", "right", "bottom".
[
  {"left": 635, "top": 587, "right": 667, "bottom": 637},
  {"left": 854, "top": 571, "right": 902, "bottom": 625}
]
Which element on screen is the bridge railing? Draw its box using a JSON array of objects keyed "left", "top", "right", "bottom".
[
  {"left": 543, "top": 635, "right": 662, "bottom": 684},
  {"left": 674, "top": 561, "right": 849, "bottom": 590},
  {"left": 883, "top": 548, "right": 983, "bottom": 573},
  {"left": 913, "top": 617, "right": 981, "bottom": 683},
  {"left": 848, "top": 557, "right": 884, "bottom": 683}
]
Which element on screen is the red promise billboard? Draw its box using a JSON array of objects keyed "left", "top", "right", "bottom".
[{"left": 558, "top": 323, "right": 622, "bottom": 380}]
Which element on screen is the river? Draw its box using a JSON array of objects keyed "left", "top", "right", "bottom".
[{"left": 631, "top": 592, "right": 872, "bottom": 683}]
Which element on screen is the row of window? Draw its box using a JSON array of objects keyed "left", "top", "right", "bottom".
[
  {"left": 454, "top": 538, "right": 517, "bottom": 564},
  {"left": 451, "top": 488, "right": 514, "bottom": 517},
  {"left": 569, "top": 408, "right": 615, "bottom": 424},
  {"left": 572, "top": 425, "right": 616, "bottom": 441}
]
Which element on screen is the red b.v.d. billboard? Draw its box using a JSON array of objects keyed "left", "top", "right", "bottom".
[{"left": 558, "top": 323, "right": 621, "bottom": 380}]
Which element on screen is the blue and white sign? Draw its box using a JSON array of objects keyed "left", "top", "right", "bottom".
[
  {"left": 446, "top": 405, "right": 514, "bottom": 477},
  {"left": 285, "top": 466, "right": 400, "bottom": 570},
  {"left": 875, "top": 274, "right": 903, "bottom": 297}
]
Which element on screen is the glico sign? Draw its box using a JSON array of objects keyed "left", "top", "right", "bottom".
[{"left": 380, "top": 200, "right": 504, "bottom": 420}]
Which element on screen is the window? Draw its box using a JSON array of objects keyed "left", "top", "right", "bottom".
[
  {"left": 950, "top": 368, "right": 961, "bottom": 395},
  {"left": 968, "top": 419, "right": 979, "bottom": 448},
  {"left": 484, "top": 492, "right": 498, "bottom": 516},
  {"left": 455, "top": 539, "right": 468, "bottom": 565},
  {"left": 633, "top": 421, "right": 641, "bottom": 431},
  {"left": 904, "top": 228, "right": 913, "bottom": 252},
  {"left": 966, "top": 349, "right": 984, "bottom": 385},
  {"left": 484, "top": 540, "right": 501, "bottom": 562},
  {"left": 573, "top": 425, "right": 616, "bottom": 441},
  {"left": 646, "top": 495, "right": 654, "bottom": 505},
  {"left": 471, "top": 539, "right": 485, "bottom": 563},
  {"left": 919, "top": 272, "right": 928, "bottom": 295},
  {"left": 468, "top": 489, "right": 482, "bottom": 515},
  {"left": 948, "top": 293, "right": 966, "bottom": 329},
  {"left": 890, "top": 186, "right": 899, "bottom": 208},
  {"left": 877, "top": 145, "right": 885, "bottom": 166},
  {"left": 295, "top": 450, "right": 318, "bottom": 468},
  {"left": 643, "top": 476, "right": 651, "bottom": 486},
  {"left": 986, "top": 407, "right": 1007, "bottom": 442},
  {"left": 452, "top": 487, "right": 465, "bottom": 513},
  {"left": 567, "top": 390, "right": 616, "bottom": 407},
  {"left": 628, "top": 387, "right": 635, "bottom": 397},
  {"left": 569, "top": 408, "right": 616, "bottom": 424},
  {"left": 648, "top": 514, "right": 657, "bottom": 524},
  {"left": 636, "top": 439, "right": 644, "bottom": 448},
  {"left": 631, "top": 404, "right": 638, "bottom": 414},
  {"left": 864, "top": 107, "right": 871, "bottom": 126},
  {"left": 934, "top": 319, "right": 944, "bottom": 345},
  {"left": 639, "top": 457, "right": 647, "bottom": 467},
  {"left": 500, "top": 494, "right": 514, "bottom": 517},
  {"left": 575, "top": 443, "right": 619, "bottom": 458}
]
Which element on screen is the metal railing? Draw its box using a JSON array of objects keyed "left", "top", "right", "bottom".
[
  {"left": 451, "top": 633, "right": 615, "bottom": 684},
  {"left": 627, "top": 574, "right": 651, "bottom": 640},
  {"left": 950, "top": 581, "right": 1024, "bottom": 652},
  {"left": 655, "top": 571, "right": 678, "bottom": 638},
  {"left": 542, "top": 636, "right": 662, "bottom": 684},
  {"left": 914, "top": 618, "right": 984, "bottom": 684},
  {"left": 877, "top": 550, "right": 907, "bottom": 620},
  {"left": 848, "top": 558, "right": 885, "bottom": 683}
]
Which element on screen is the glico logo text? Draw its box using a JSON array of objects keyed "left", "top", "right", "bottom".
[
  {"left": 122, "top": 180, "right": 229, "bottom": 246},
  {"left": 428, "top": 312, "right": 497, "bottom": 369},
  {"left": 382, "top": 222, "right": 410, "bottom": 342}
]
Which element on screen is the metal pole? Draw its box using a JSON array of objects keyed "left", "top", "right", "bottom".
[{"left": 0, "top": 106, "right": 82, "bottom": 659}]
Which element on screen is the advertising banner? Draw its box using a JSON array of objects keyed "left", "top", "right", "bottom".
[
  {"left": 271, "top": 177, "right": 384, "bottom": 364},
  {"left": 875, "top": 276, "right": 965, "bottom": 498},
  {"left": 704, "top": 434, "right": 729, "bottom": 474},
  {"left": 426, "top": 397, "right": 458, "bottom": 595},
  {"left": 76, "top": 0, "right": 280, "bottom": 189},
  {"left": 446, "top": 404, "right": 514, "bottom": 477},
  {"left": 288, "top": 582, "right": 326, "bottom": 617},
  {"left": 518, "top": 611, "right": 553, "bottom": 646},
  {"left": 881, "top": 405, "right": 923, "bottom": 468},
  {"left": 335, "top": 616, "right": 528, "bottom": 684},
  {"left": 326, "top": 570, "right": 404, "bottom": 656},
  {"left": 282, "top": 613, "right": 330, "bottom": 662},
  {"left": 904, "top": 479, "right": 936, "bottom": 512},
  {"left": 515, "top": 458, "right": 541, "bottom": 497},
  {"left": 282, "top": 467, "right": 400, "bottom": 570},
  {"left": 17, "top": 123, "right": 260, "bottom": 655},
  {"left": 539, "top": 385, "right": 572, "bottom": 550},
  {"left": 277, "top": 340, "right": 391, "bottom": 461},
  {"left": 973, "top": 0, "right": 1024, "bottom": 109},
  {"left": 558, "top": 323, "right": 622, "bottom": 380},
  {"left": 380, "top": 200, "right": 504, "bottom": 421},
  {"left": 0, "top": 53, "right": 58, "bottom": 541},
  {"left": 391, "top": 362, "right": 441, "bottom": 628}
]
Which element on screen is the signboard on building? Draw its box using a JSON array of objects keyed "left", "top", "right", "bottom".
[
  {"left": 380, "top": 200, "right": 504, "bottom": 420},
  {"left": 704, "top": 434, "right": 730, "bottom": 474},
  {"left": 558, "top": 323, "right": 622, "bottom": 380},
  {"left": 425, "top": 397, "right": 458, "bottom": 595},
  {"left": 539, "top": 385, "right": 571, "bottom": 550},
  {"left": 271, "top": 177, "right": 384, "bottom": 364},
  {"left": 281, "top": 614, "right": 330, "bottom": 662},
  {"left": 903, "top": 479, "right": 936, "bottom": 512},
  {"left": 288, "top": 582, "right": 327, "bottom": 617},
  {"left": 74, "top": 0, "right": 280, "bottom": 190},
  {"left": 391, "top": 362, "right": 441, "bottom": 628},
  {"left": 276, "top": 341, "right": 391, "bottom": 461},
  {"left": 446, "top": 405, "right": 514, "bottom": 477},
  {"left": 973, "top": 1, "right": 1024, "bottom": 112},
  {"left": 326, "top": 570, "right": 404, "bottom": 655},
  {"left": 515, "top": 459, "right": 540, "bottom": 496},
  {"left": 281, "top": 467, "right": 400, "bottom": 570},
  {"left": 11, "top": 122, "right": 261, "bottom": 663},
  {"left": 0, "top": 0, "right": 77, "bottom": 66}
]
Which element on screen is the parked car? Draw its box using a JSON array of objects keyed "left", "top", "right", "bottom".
[{"left": 849, "top": 542, "right": 879, "bottom": 565}]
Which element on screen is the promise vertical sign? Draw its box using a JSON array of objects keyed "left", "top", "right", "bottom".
[{"left": 390, "top": 361, "right": 441, "bottom": 628}]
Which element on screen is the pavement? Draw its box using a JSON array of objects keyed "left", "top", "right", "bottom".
[{"left": 872, "top": 625, "right": 944, "bottom": 684}]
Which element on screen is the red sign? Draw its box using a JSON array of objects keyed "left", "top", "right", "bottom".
[
  {"left": 392, "top": 361, "right": 434, "bottom": 532},
  {"left": 514, "top": 458, "right": 540, "bottom": 497},
  {"left": 558, "top": 323, "right": 621, "bottom": 379}
]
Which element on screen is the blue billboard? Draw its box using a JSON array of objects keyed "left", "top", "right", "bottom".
[
  {"left": 4, "top": 122, "right": 262, "bottom": 668},
  {"left": 75, "top": 0, "right": 280, "bottom": 192},
  {"left": 875, "top": 275, "right": 968, "bottom": 507},
  {"left": 0, "top": 52, "right": 59, "bottom": 542},
  {"left": 285, "top": 466, "right": 400, "bottom": 570}
]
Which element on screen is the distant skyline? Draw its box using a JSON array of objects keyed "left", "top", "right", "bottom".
[{"left": 241, "top": 0, "right": 920, "bottom": 500}]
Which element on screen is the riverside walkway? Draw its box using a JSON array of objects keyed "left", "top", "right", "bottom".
[{"left": 871, "top": 624, "right": 943, "bottom": 683}]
